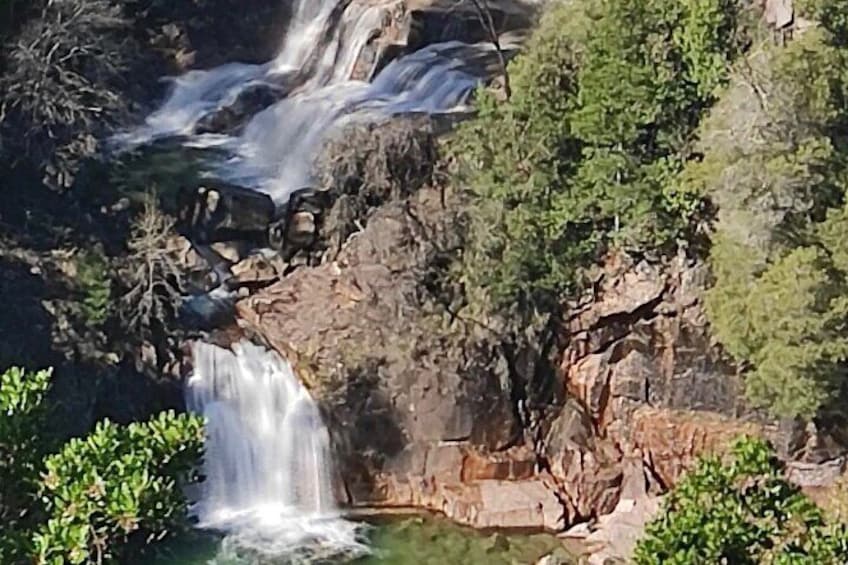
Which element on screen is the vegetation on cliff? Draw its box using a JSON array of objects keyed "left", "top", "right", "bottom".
[
  {"left": 0, "top": 366, "right": 203, "bottom": 564},
  {"left": 699, "top": 18, "right": 848, "bottom": 420},
  {"left": 452, "top": 0, "right": 848, "bottom": 422},
  {"left": 451, "top": 0, "right": 749, "bottom": 312},
  {"left": 635, "top": 437, "right": 848, "bottom": 563}
]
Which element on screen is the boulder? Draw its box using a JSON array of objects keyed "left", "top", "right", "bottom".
[
  {"left": 176, "top": 181, "right": 275, "bottom": 244},
  {"left": 195, "top": 83, "right": 286, "bottom": 135}
]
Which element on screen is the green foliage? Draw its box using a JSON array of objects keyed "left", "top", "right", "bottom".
[
  {"left": 0, "top": 367, "right": 54, "bottom": 562},
  {"left": 797, "top": 0, "right": 848, "bottom": 45},
  {"left": 77, "top": 251, "right": 113, "bottom": 328},
  {"left": 635, "top": 437, "right": 848, "bottom": 564},
  {"left": 0, "top": 366, "right": 204, "bottom": 564},
  {"left": 700, "top": 28, "right": 848, "bottom": 419},
  {"left": 708, "top": 241, "right": 848, "bottom": 418},
  {"left": 33, "top": 412, "right": 204, "bottom": 565},
  {"left": 453, "top": 0, "right": 745, "bottom": 311},
  {"left": 450, "top": 4, "right": 583, "bottom": 310}
]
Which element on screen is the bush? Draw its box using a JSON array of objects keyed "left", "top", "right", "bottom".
[
  {"left": 315, "top": 118, "right": 439, "bottom": 256},
  {"left": 33, "top": 412, "right": 203, "bottom": 565},
  {"left": 76, "top": 251, "right": 113, "bottom": 328},
  {"left": 0, "top": 0, "right": 135, "bottom": 188},
  {"left": 635, "top": 437, "right": 848, "bottom": 564},
  {"left": 0, "top": 367, "right": 54, "bottom": 562},
  {"left": 452, "top": 0, "right": 746, "bottom": 312},
  {"left": 0, "top": 366, "right": 204, "bottom": 564}
]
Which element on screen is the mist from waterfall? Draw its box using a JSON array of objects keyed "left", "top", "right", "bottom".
[{"left": 187, "top": 341, "right": 367, "bottom": 562}]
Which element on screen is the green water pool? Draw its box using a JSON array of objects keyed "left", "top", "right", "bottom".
[{"left": 145, "top": 514, "right": 576, "bottom": 565}]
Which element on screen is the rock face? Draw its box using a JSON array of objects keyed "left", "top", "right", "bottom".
[
  {"left": 560, "top": 254, "right": 744, "bottom": 440},
  {"left": 187, "top": 0, "right": 848, "bottom": 553},
  {"left": 229, "top": 177, "right": 848, "bottom": 548},
  {"left": 236, "top": 185, "right": 552, "bottom": 527},
  {"left": 233, "top": 179, "right": 847, "bottom": 539}
]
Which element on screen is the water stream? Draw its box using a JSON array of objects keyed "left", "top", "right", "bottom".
[
  {"left": 187, "top": 341, "right": 367, "bottom": 562},
  {"left": 125, "top": 0, "right": 523, "bottom": 561},
  {"left": 117, "top": 0, "right": 501, "bottom": 205}
]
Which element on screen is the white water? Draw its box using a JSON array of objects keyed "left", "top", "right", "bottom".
[
  {"left": 134, "top": 0, "right": 510, "bottom": 560},
  {"left": 187, "top": 341, "right": 368, "bottom": 561},
  {"left": 116, "top": 0, "right": 500, "bottom": 205}
]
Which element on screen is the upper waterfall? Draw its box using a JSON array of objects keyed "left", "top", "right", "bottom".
[{"left": 115, "top": 0, "right": 502, "bottom": 205}]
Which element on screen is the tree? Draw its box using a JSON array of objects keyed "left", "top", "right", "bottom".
[
  {"left": 635, "top": 437, "right": 848, "bottom": 564},
  {"left": 119, "top": 196, "right": 184, "bottom": 337},
  {"left": 699, "top": 26, "right": 848, "bottom": 419},
  {"left": 451, "top": 0, "right": 744, "bottom": 313},
  {"left": 0, "top": 366, "right": 204, "bottom": 564}
]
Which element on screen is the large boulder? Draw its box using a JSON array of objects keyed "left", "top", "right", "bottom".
[{"left": 176, "top": 181, "right": 275, "bottom": 245}]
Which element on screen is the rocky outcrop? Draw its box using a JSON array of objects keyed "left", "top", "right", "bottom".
[
  {"left": 353, "top": 0, "right": 541, "bottom": 80},
  {"left": 234, "top": 182, "right": 612, "bottom": 530},
  {"left": 629, "top": 408, "right": 761, "bottom": 488},
  {"left": 560, "top": 253, "right": 744, "bottom": 440}
]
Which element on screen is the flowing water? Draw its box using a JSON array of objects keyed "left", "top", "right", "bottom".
[
  {"left": 116, "top": 0, "right": 503, "bottom": 205},
  {"left": 187, "top": 341, "right": 368, "bottom": 562},
  {"left": 125, "top": 0, "right": 544, "bottom": 561}
]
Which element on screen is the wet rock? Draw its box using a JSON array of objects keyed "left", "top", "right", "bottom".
[
  {"left": 177, "top": 181, "right": 275, "bottom": 245},
  {"left": 179, "top": 287, "right": 237, "bottom": 331},
  {"left": 195, "top": 83, "right": 285, "bottom": 134}
]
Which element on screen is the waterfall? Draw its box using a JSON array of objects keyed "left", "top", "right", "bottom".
[
  {"left": 187, "top": 341, "right": 367, "bottom": 561},
  {"left": 120, "top": 0, "right": 515, "bottom": 559},
  {"left": 114, "top": 0, "right": 502, "bottom": 205}
]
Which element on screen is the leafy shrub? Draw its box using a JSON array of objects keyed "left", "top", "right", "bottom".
[
  {"left": 0, "top": 366, "right": 204, "bottom": 564},
  {"left": 635, "top": 437, "right": 848, "bottom": 564},
  {"left": 33, "top": 412, "right": 204, "bottom": 565},
  {"left": 0, "top": 367, "right": 54, "bottom": 562},
  {"left": 77, "top": 251, "right": 113, "bottom": 328},
  {"left": 452, "top": 0, "right": 746, "bottom": 312}
]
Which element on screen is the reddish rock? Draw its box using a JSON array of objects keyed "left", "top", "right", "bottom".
[
  {"left": 631, "top": 408, "right": 761, "bottom": 488},
  {"left": 461, "top": 445, "right": 537, "bottom": 482}
]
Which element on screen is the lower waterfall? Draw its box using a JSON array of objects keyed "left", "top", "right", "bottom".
[{"left": 186, "top": 341, "right": 367, "bottom": 562}]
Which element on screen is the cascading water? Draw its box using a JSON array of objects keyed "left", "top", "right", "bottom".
[
  {"left": 115, "top": 0, "right": 505, "bottom": 204},
  {"left": 187, "top": 341, "right": 367, "bottom": 561},
  {"left": 122, "top": 0, "right": 514, "bottom": 560}
]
